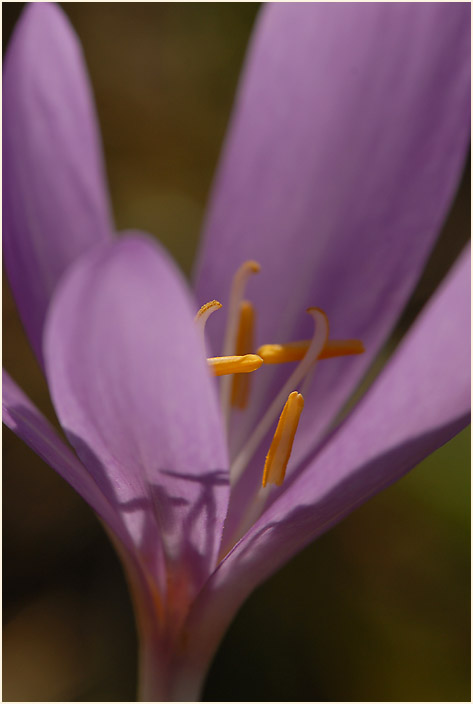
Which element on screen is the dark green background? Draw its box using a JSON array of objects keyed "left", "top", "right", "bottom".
[{"left": 3, "top": 3, "right": 470, "bottom": 701}]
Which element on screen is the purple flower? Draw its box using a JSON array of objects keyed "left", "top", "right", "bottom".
[{"left": 3, "top": 2, "right": 470, "bottom": 701}]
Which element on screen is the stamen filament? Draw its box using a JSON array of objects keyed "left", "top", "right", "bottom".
[
  {"left": 209, "top": 354, "right": 263, "bottom": 377},
  {"left": 230, "top": 307, "right": 329, "bottom": 487},
  {"left": 231, "top": 301, "right": 255, "bottom": 409},
  {"left": 220, "top": 260, "right": 260, "bottom": 423},
  {"left": 257, "top": 339, "right": 365, "bottom": 364},
  {"left": 262, "top": 391, "right": 304, "bottom": 487}
]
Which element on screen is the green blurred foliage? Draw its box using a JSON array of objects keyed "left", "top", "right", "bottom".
[{"left": 3, "top": 3, "right": 470, "bottom": 701}]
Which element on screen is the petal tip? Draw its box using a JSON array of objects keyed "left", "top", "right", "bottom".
[{"left": 4, "top": 1, "right": 81, "bottom": 77}]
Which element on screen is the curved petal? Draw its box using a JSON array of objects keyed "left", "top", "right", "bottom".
[
  {"left": 3, "top": 2, "right": 113, "bottom": 366},
  {"left": 195, "top": 2, "right": 470, "bottom": 462},
  {"left": 186, "top": 246, "right": 470, "bottom": 677},
  {"left": 2, "top": 369, "right": 128, "bottom": 545},
  {"left": 44, "top": 233, "right": 229, "bottom": 595}
]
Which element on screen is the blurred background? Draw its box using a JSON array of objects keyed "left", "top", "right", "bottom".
[{"left": 3, "top": 3, "right": 470, "bottom": 701}]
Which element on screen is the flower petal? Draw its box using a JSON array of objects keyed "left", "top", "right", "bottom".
[
  {"left": 186, "top": 246, "right": 470, "bottom": 674},
  {"left": 44, "top": 233, "right": 229, "bottom": 594},
  {"left": 3, "top": 2, "right": 113, "bottom": 366},
  {"left": 195, "top": 2, "right": 470, "bottom": 460},
  {"left": 2, "top": 369, "right": 128, "bottom": 545}
]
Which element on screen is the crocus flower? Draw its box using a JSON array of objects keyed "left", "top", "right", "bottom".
[{"left": 3, "top": 2, "right": 470, "bottom": 701}]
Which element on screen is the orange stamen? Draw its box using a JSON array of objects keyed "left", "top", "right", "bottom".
[
  {"left": 257, "top": 339, "right": 365, "bottom": 365},
  {"left": 208, "top": 354, "right": 263, "bottom": 377},
  {"left": 231, "top": 301, "right": 255, "bottom": 409},
  {"left": 262, "top": 391, "right": 304, "bottom": 487}
]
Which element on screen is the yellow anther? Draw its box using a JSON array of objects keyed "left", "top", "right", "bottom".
[
  {"left": 231, "top": 300, "right": 255, "bottom": 409},
  {"left": 257, "top": 339, "right": 365, "bottom": 365},
  {"left": 221, "top": 261, "right": 261, "bottom": 423},
  {"left": 262, "top": 391, "right": 304, "bottom": 488},
  {"left": 208, "top": 354, "right": 263, "bottom": 377}
]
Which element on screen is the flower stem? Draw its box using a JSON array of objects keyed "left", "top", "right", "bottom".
[{"left": 138, "top": 636, "right": 207, "bottom": 702}]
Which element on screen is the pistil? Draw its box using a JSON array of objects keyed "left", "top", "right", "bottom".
[{"left": 195, "top": 299, "right": 222, "bottom": 338}]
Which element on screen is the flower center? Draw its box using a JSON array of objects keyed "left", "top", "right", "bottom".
[{"left": 197, "top": 260, "right": 364, "bottom": 548}]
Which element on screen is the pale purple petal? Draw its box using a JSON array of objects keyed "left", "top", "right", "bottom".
[
  {"left": 187, "top": 247, "right": 470, "bottom": 672},
  {"left": 195, "top": 2, "right": 470, "bottom": 464},
  {"left": 2, "top": 369, "right": 129, "bottom": 545},
  {"left": 3, "top": 2, "right": 113, "bottom": 366},
  {"left": 44, "top": 233, "right": 229, "bottom": 594}
]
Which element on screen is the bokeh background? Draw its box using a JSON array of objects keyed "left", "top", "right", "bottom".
[{"left": 3, "top": 3, "right": 470, "bottom": 701}]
